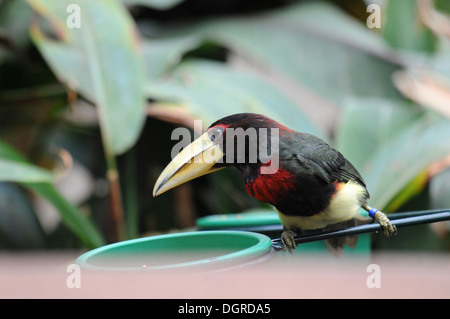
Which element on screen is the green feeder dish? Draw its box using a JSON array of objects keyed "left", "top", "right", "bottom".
[
  {"left": 196, "top": 209, "right": 280, "bottom": 230},
  {"left": 76, "top": 230, "right": 273, "bottom": 271}
]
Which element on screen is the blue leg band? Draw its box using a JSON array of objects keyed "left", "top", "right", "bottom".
[{"left": 368, "top": 208, "right": 379, "bottom": 218}]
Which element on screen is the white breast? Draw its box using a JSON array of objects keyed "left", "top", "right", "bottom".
[{"left": 276, "top": 181, "right": 367, "bottom": 230}]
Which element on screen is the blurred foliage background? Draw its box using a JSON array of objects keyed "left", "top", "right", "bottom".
[{"left": 0, "top": 0, "right": 449, "bottom": 252}]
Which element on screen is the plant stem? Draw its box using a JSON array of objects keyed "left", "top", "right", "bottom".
[
  {"left": 124, "top": 148, "right": 139, "bottom": 238},
  {"left": 106, "top": 163, "right": 126, "bottom": 242}
]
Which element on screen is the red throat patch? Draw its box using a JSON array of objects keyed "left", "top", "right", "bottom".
[{"left": 245, "top": 168, "right": 296, "bottom": 205}]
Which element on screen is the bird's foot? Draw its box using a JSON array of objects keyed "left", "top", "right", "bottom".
[
  {"left": 281, "top": 230, "right": 297, "bottom": 254},
  {"left": 374, "top": 211, "right": 397, "bottom": 238},
  {"left": 363, "top": 205, "right": 397, "bottom": 238}
]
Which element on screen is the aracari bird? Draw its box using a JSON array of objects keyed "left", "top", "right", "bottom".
[{"left": 153, "top": 113, "right": 396, "bottom": 254}]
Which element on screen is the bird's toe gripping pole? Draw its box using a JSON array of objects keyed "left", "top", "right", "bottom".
[{"left": 363, "top": 204, "right": 397, "bottom": 237}]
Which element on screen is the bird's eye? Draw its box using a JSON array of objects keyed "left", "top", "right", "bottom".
[{"left": 208, "top": 127, "right": 223, "bottom": 143}]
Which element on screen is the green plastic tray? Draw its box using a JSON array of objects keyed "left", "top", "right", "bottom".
[{"left": 76, "top": 230, "right": 273, "bottom": 271}]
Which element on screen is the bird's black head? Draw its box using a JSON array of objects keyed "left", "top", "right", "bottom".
[
  {"left": 206, "top": 113, "right": 288, "bottom": 179},
  {"left": 153, "top": 113, "right": 290, "bottom": 196},
  {"left": 209, "top": 113, "right": 281, "bottom": 129}
]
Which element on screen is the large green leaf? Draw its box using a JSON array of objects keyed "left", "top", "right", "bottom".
[
  {"left": 383, "top": 0, "right": 436, "bottom": 52},
  {"left": 142, "top": 35, "right": 201, "bottom": 80},
  {"left": 336, "top": 98, "right": 450, "bottom": 210},
  {"left": 0, "top": 159, "right": 53, "bottom": 183},
  {"left": 0, "top": 140, "right": 104, "bottom": 248},
  {"left": 181, "top": 1, "right": 404, "bottom": 106},
  {"left": 336, "top": 98, "right": 424, "bottom": 170},
  {"left": 367, "top": 114, "right": 450, "bottom": 209},
  {"left": 147, "top": 59, "right": 322, "bottom": 137},
  {"left": 28, "top": 0, "right": 146, "bottom": 155},
  {"left": 24, "top": 182, "right": 104, "bottom": 248}
]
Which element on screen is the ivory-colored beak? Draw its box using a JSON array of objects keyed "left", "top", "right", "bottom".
[{"left": 153, "top": 131, "right": 225, "bottom": 197}]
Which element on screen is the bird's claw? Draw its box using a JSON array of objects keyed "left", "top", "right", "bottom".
[
  {"left": 374, "top": 211, "right": 397, "bottom": 237},
  {"left": 281, "top": 230, "right": 297, "bottom": 254}
]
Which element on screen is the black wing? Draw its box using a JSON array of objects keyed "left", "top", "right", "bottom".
[{"left": 292, "top": 133, "right": 367, "bottom": 189}]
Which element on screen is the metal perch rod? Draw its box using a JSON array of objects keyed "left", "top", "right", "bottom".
[{"left": 271, "top": 209, "right": 450, "bottom": 251}]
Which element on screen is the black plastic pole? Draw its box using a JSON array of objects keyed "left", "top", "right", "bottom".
[{"left": 271, "top": 210, "right": 450, "bottom": 250}]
